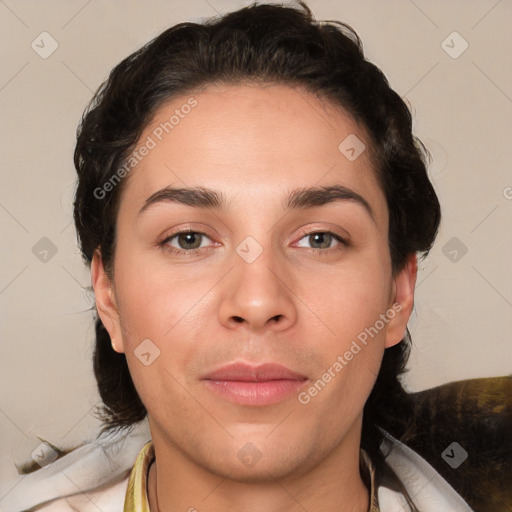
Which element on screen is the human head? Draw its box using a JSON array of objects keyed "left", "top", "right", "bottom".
[{"left": 73, "top": 0, "right": 440, "bottom": 470}]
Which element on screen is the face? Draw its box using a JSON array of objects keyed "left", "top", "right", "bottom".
[{"left": 93, "top": 83, "right": 416, "bottom": 481}]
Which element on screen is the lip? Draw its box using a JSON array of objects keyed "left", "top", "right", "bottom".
[{"left": 201, "top": 362, "right": 308, "bottom": 406}]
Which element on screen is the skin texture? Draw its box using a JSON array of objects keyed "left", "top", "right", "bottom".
[{"left": 92, "top": 83, "right": 417, "bottom": 512}]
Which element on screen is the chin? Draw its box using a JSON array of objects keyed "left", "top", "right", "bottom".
[
  {"left": 210, "top": 458, "right": 302, "bottom": 484},
  {"left": 200, "top": 441, "right": 313, "bottom": 484}
]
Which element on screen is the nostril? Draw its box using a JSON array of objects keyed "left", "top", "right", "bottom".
[{"left": 233, "top": 316, "right": 244, "bottom": 323}]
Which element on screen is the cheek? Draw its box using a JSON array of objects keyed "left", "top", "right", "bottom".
[
  {"left": 296, "top": 256, "right": 391, "bottom": 403},
  {"left": 113, "top": 249, "right": 211, "bottom": 342},
  {"left": 305, "top": 255, "right": 391, "bottom": 335},
  {"left": 115, "top": 263, "right": 199, "bottom": 420},
  {"left": 112, "top": 251, "right": 215, "bottom": 405},
  {"left": 298, "top": 297, "right": 387, "bottom": 435}
]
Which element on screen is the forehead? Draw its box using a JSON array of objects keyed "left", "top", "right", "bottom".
[{"left": 118, "top": 83, "right": 388, "bottom": 225}]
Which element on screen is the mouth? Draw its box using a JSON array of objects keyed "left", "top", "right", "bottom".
[{"left": 201, "top": 362, "right": 308, "bottom": 406}]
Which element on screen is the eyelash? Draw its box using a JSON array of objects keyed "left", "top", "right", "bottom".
[{"left": 159, "top": 228, "right": 348, "bottom": 257}]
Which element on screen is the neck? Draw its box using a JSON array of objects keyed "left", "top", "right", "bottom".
[{"left": 147, "top": 418, "right": 369, "bottom": 512}]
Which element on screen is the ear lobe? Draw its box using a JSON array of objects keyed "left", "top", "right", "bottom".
[
  {"left": 91, "top": 249, "right": 125, "bottom": 353},
  {"left": 384, "top": 253, "right": 418, "bottom": 349}
]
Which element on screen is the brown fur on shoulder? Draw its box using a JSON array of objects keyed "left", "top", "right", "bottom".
[{"left": 390, "top": 376, "right": 512, "bottom": 512}]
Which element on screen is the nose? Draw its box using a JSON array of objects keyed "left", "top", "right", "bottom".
[{"left": 217, "top": 249, "right": 298, "bottom": 333}]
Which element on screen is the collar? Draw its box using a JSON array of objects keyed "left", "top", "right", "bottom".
[
  {"left": 124, "top": 441, "right": 154, "bottom": 512},
  {"left": 123, "top": 442, "right": 380, "bottom": 512},
  {"left": 361, "top": 448, "right": 380, "bottom": 512}
]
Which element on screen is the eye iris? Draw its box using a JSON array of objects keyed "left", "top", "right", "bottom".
[
  {"left": 310, "top": 232, "right": 331, "bottom": 249},
  {"left": 178, "top": 232, "right": 201, "bottom": 249}
]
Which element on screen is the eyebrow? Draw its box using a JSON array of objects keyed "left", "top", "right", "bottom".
[{"left": 137, "top": 184, "right": 375, "bottom": 221}]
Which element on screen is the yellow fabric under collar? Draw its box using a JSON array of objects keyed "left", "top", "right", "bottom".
[
  {"left": 123, "top": 441, "right": 379, "bottom": 511},
  {"left": 123, "top": 441, "right": 154, "bottom": 512}
]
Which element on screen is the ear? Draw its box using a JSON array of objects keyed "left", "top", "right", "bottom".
[
  {"left": 91, "top": 248, "right": 125, "bottom": 353},
  {"left": 384, "top": 253, "right": 418, "bottom": 349}
]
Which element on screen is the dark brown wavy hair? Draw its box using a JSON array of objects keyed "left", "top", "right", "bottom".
[{"left": 73, "top": 0, "right": 440, "bottom": 477}]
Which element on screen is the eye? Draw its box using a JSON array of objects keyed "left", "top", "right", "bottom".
[
  {"left": 159, "top": 228, "right": 348, "bottom": 257},
  {"left": 295, "top": 231, "right": 347, "bottom": 252},
  {"left": 160, "top": 230, "right": 214, "bottom": 256}
]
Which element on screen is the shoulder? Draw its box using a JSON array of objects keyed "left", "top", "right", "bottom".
[
  {"left": 389, "top": 376, "right": 512, "bottom": 511},
  {"left": 0, "top": 422, "right": 150, "bottom": 512},
  {"left": 28, "top": 476, "right": 129, "bottom": 511},
  {"left": 380, "top": 431, "right": 474, "bottom": 511}
]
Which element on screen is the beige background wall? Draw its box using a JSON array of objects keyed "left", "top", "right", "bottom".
[{"left": 1, "top": 0, "right": 511, "bottom": 501}]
